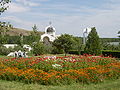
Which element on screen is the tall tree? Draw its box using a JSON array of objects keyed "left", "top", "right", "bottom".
[
  {"left": 84, "top": 27, "right": 101, "bottom": 55},
  {"left": 32, "top": 24, "right": 38, "bottom": 33},
  {"left": 53, "top": 34, "right": 75, "bottom": 56},
  {"left": 28, "top": 24, "right": 40, "bottom": 45}
]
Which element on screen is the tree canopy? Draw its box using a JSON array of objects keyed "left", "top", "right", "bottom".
[
  {"left": 53, "top": 34, "right": 75, "bottom": 56},
  {"left": 27, "top": 24, "right": 40, "bottom": 45}
]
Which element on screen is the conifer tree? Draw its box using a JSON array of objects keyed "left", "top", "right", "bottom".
[{"left": 84, "top": 27, "right": 101, "bottom": 55}]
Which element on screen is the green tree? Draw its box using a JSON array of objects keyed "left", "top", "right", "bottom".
[
  {"left": 84, "top": 27, "right": 101, "bottom": 55},
  {"left": 32, "top": 42, "right": 45, "bottom": 55},
  {"left": 53, "top": 34, "right": 75, "bottom": 56},
  {"left": 19, "top": 33, "right": 24, "bottom": 46},
  {"left": 29, "top": 24, "right": 40, "bottom": 45},
  {"left": 0, "top": 0, "right": 11, "bottom": 45},
  {"left": 0, "top": 22, "right": 12, "bottom": 45},
  {"left": 72, "top": 37, "right": 83, "bottom": 55},
  {"left": 32, "top": 24, "right": 38, "bottom": 33},
  {"left": 7, "top": 36, "right": 21, "bottom": 44},
  {"left": 0, "top": 0, "right": 11, "bottom": 15}
]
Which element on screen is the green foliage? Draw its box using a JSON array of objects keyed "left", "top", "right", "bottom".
[
  {"left": 0, "top": 46, "right": 13, "bottom": 55},
  {"left": 102, "top": 42, "right": 120, "bottom": 51},
  {"left": 7, "top": 36, "right": 21, "bottom": 44},
  {"left": 0, "top": 0, "right": 12, "bottom": 45},
  {"left": 44, "top": 45, "right": 54, "bottom": 54},
  {"left": 100, "top": 38, "right": 119, "bottom": 42},
  {"left": 72, "top": 37, "right": 83, "bottom": 55},
  {"left": 53, "top": 34, "right": 75, "bottom": 56},
  {"left": 100, "top": 37, "right": 120, "bottom": 51},
  {"left": 68, "top": 50, "right": 80, "bottom": 55},
  {"left": 0, "top": 0, "right": 11, "bottom": 15},
  {"left": 0, "top": 22, "right": 12, "bottom": 45},
  {"left": 26, "top": 24, "right": 41, "bottom": 45},
  {"left": 102, "top": 50, "right": 120, "bottom": 58},
  {"left": 69, "top": 50, "right": 120, "bottom": 58},
  {"left": 52, "top": 46, "right": 64, "bottom": 54},
  {"left": 32, "top": 24, "right": 38, "bottom": 33},
  {"left": 14, "top": 45, "right": 24, "bottom": 51},
  {"left": 32, "top": 42, "right": 45, "bottom": 55},
  {"left": 0, "top": 35, "right": 8, "bottom": 45},
  {"left": 0, "top": 45, "right": 24, "bottom": 56},
  {"left": 84, "top": 27, "right": 101, "bottom": 55}
]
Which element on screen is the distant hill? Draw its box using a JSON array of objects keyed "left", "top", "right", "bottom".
[{"left": 6, "top": 28, "right": 44, "bottom": 36}]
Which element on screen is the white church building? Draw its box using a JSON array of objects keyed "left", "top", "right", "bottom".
[{"left": 40, "top": 22, "right": 59, "bottom": 45}]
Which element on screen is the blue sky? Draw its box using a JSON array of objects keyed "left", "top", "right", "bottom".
[{"left": 1, "top": 0, "right": 120, "bottom": 38}]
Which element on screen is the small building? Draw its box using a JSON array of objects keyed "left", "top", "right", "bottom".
[{"left": 3, "top": 44, "right": 18, "bottom": 48}]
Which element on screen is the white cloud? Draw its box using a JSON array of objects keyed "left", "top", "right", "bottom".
[
  {"left": 15, "top": 0, "right": 40, "bottom": 7},
  {"left": 2, "top": 0, "right": 120, "bottom": 38},
  {"left": 7, "top": 2, "right": 30, "bottom": 13},
  {"left": 1, "top": 16, "right": 33, "bottom": 30}
]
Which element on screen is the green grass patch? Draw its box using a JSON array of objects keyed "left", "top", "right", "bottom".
[{"left": 0, "top": 79, "right": 120, "bottom": 90}]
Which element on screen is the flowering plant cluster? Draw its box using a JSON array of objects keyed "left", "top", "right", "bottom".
[{"left": 0, "top": 55, "right": 120, "bottom": 85}]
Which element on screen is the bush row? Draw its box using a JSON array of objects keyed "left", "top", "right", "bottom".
[
  {"left": 69, "top": 50, "right": 120, "bottom": 58},
  {"left": 102, "top": 50, "right": 120, "bottom": 58}
]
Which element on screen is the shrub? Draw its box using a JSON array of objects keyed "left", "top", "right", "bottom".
[
  {"left": 32, "top": 42, "right": 45, "bottom": 55},
  {"left": 69, "top": 50, "right": 120, "bottom": 58},
  {"left": 44, "top": 45, "right": 53, "bottom": 54},
  {"left": 102, "top": 50, "right": 120, "bottom": 58},
  {"left": 69, "top": 50, "right": 80, "bottom": 55},
  {"left": 14, "top": 46, "right": 24, "bottom": 51},
  {"left": 52, "top": 46, "right": 64, "bottom": 54}
]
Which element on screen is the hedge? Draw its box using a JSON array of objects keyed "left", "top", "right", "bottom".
[
  {"left": 69, "top": 50, "right": 120, "bottom": 58},
  {"left": 102, "top": 50, "right": 120, "bottom": 58}
]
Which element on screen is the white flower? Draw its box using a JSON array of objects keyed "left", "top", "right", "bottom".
[{"left": 52, "top": 64, "right": 62, "bottom": 69}]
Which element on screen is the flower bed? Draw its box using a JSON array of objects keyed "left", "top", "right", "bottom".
[{"left": 0, "top": 55, "right": 120, "bottom": 85}]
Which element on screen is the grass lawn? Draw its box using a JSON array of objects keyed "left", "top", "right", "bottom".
[{"left": 0, "top": 79, "right": 120, "bottom": 90}]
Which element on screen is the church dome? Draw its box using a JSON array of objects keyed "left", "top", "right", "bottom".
[
  {"left": 44, "top": 22, "right": 56, "bottom": 36},
  {"left": 46, "top": 26, "right": 55, "bottom": 32}
]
